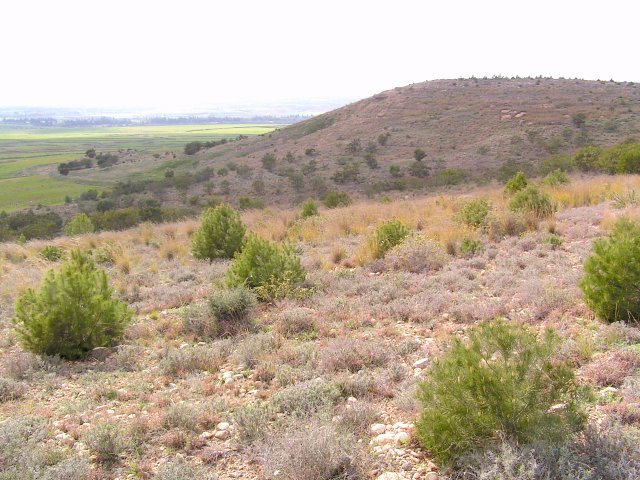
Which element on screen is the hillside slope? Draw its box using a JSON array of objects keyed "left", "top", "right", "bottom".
[{"left": 179, "top": 77, "right": 640, "bottom": 202}]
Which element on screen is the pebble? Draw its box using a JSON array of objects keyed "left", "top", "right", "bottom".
[
  {"left": 216, "top": 422, "right": 230, "bottom": 431},
  {"left": 377, "top": 473, "right": 406, "bottom": 480},
  {"left": 371, "top": 423, "right": 387, "bottom": 435},
  {"left": 214, "top": 430, "right": 230, "bottom": 440},
  {"left": 374, "top": 433, "right": 396, "bottom": 444},
  {"left": 412, "top": 358, "right": 429, "bottom": 369}
]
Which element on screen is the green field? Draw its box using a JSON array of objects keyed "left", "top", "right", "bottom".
[{"left": 0, "top": 123, "right": 282, "bottom": 211}]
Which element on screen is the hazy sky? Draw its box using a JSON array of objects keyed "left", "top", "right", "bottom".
[{"left": 2, "top": 0, "right": 639, "bottom": 109}]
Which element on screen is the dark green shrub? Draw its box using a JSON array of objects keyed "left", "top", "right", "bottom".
[
  {"left": 545, "top": 233, "right": 563, "bottom": 250},
  {"left": 261, "top": 153, "right": 277, "bottom": 172},
  {"left": 208, "top": 287, "right": 257, "bottom": 335},
  {"left": 543, "top": 169, "right": 570, "bottom": 186},
  {"left": 508, "top": 186, "right": 556, "bottom": 218},
  {"left": 459, "top": 237, "right": 483, "bottom": 256},
  {"left": 435, "top": 168, "right": 466, "bottom": 186},
  {"left": 226, "top": 235, "right": 306, "bottom": 301},
  {"left": 409, "top": 161, "right": 429, "bottom": 178},
  {"left": 191, "top": 204, "right": 246, "bottom": 260},
  {"left": 378, "top": 132, "right": 390, "bottom": 145},
  {"left": 91, "top": 208, "right": 140, "bottom": 231},
  {"left": 331, "top": 161, "right": 360, "bottom": 184},
  {"left": 389, "top": 165, "right": 402, "bottom": 178},
  {"left": 416, "top": 319, "right": 585, "bottom": 465},
  {"left": 323, "top": 191, "right": 352, "bottom": 209},
  {"left": 64, "top": 212, "right": 95, "bottom": 236},
  {"left": 504, "top": 171, "right": 528, "bottom": 194},
  {"left": 39, "top": 245, "right": 64, "bottom": 261},
  {"left": 12, "top": 251, "right": 132, "bottom": 359},
  {"left": 371, "top": 219, "right": 410, "bottom": 259},
  {"left": 540, "top": 153, "right": 574, "bottom": 174},
  {"left": 414, "top": 148, "right": 426, "bottom": 161},
  {"left": 574, "top": 145, "right": 601, "bottom": 172},
  {"left": 458, "top": 199, "right": 491, "bottom": 229},
  {"left": 238, "top": 196, "right": 264, "bottom": 210},
  {"left": 300, "top": 199, "right": 319, "bottom": 219},
  {"left": 581, "top": 217, "right": 640, "bottom": 323}
]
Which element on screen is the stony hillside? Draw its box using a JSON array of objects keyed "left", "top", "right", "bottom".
[{"left": 180, "top": 77, "right": 640, "bottom": 203}]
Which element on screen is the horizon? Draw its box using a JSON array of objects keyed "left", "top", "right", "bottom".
[{"left": 2, "top": 0, "right": 639, "bottom": 111}]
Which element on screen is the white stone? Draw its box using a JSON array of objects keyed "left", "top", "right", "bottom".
[
  {"left": 412, "top": 358, "right": 429, "bottom": 369},
  {"left": 395, "top": 431, "right": 411, "bottom": 444},
  {"left": 374, "top": 433, "right": 396, "bottom": 444},
  {"left": 371, "top": 423, "right": 386, "bottom": 435},
  {"left": 222, "top": 371, "right": 234, "bottom": 379},
  {"left": 377, "top": 473, "right": 406, "bottom": 480},
  {"left": 214, "top": 430, "right": 230, "bottom": 440},
  {"left": 216, "top": 422, "right": 230, "bottom": 431}
]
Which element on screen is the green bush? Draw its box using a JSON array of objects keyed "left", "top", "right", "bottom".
[
  {"left": 508, "top": 186, "right": 556, "bottom": 218},
  {"left": 459, "top": 237, "right": 483, "bottom": 256},
  {"left": 573, "top": 145, "right": 601, "bottom": 172},
  {"left": 371, "top": 219, "right": 410, "bottom": 259},
  {"left": 300, "top": 198, "right": 319, "bottom": 219},
  {"left": 458, "top": 199, "right": 491, "bottom": 229},
  {"left": 12, "top": 251, "right": 132, "bottom": 359},
  {"left": 208, "top": 287, "right": 257, "bottom": 335},
  {"left": 409, "top": 160, "right": 429, "bottom": 178},
  {"left": 191, "top": 204, "right": 246, "bottom": 260},
  {"left": 323, "top": 191, "right": 352, "bottom": 209},
  {"left": 540, "top": 154, "right": 574, "bottom": 175},
  {"left": 416, "top": 319, "right": 585, "bottom": 465},
  {"left": 226, "top": 235, "right": 306, "bottom": 301},
  {"left": 543, "top": 169, "right": 570, "bottom": 186},
  {"left": 64, "top": 212, "right": 95, "bottom": 236},
  {"left": 39, "top": 245, "right": 64, "bottom": 262},
  {"left": 238, "top": 196, "right": 264, "bottom": 210},
  {"left": 504, "top": 171, "right": 528, "bottom": 194},
  {"left": 389, "top": 165, "right": 402, "bottom": 178},
  {"left": 581, "top": 217, "right": 640, "bottom": 323},
  {"left": 414, "top": 148, "right": 426, "bottom": 161}
]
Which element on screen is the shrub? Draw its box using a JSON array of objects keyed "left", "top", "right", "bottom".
[
  {"left": 12, "top": 251, "right": 132, "bottom": 359},
  {"left": 234, "top": 403, "right": 274, "bottom": 444},
  {"left": 83, "top": 422, "right": 128, "bottom": 465},
  {"left": 414, "top": 148, "right": 426, "bottom": 161},
  {"left": 459, "top": 237, "right": 483, "bottom": 257},
  {"left": 543, "top": 169, "right": 570, "bottom": 186},
  {"left": 320, "top": 337, "right": 390, "bottom": 373},
  {"left": 435, "top": 168, "right": 467, "bottom": 186},
  {"left": 389, "top": 165, "right": 402, "bottom": 178},
  {"left": 409, "top": 160, "right": 429, "bottom": 178},
  {"left": 238, "top": 196, "right": 265, "bottom": 210},
  {"left": 0, "top": 377, "right": 25, "bottom": 402},
  {"left": 371, "top": 236, "right": 448, "bottom": 274},
  {"left": 226, "top": 235, "right": 306, "bottom": 300},
  {"left": 64, "top": 212, "right": 95, "bottom": 236},
  {"left": 261, "top": 153, "right": 277, "bottom": 172},
  {"left": 574, "top": 145, "right": 601, "bottom": 172},
  {"left": 153, "top": 458, "right": 218, "bottom": 480},
  {"left": 208, "top": 287, "right": 257, "bottom": 335},
  {"left": 504, "top": 171, "right": 528, "bottom": 194},
  {"left": 545, "top": 233, "right": 563, "bottom": 249},
  {"left": 581, "top": 217, "right": 640, "bottom": 323},
  {"left": 416, "top": 319, "right": 585, "bottom": 465},
  {"left": 259, "top": 422, "right": 366, "bottom": 480},
  {"left": 39, "top": 245, "right": 64, "bottom": 261},
  {"left": 271, "top": 378, "right": 340, "bottom": 415},
  {"left": 458, "top": 199, "right": 491, "bottom": 229},
  {"left": 370, "top": 219, "right": 410, "bottom": 259},
  {"left": 508, "top": 186, "right": 556, "bottom": 218},
  {"left": 300, "top": 198, "right": 319, "bottom": 218},
  {"left": 191, "top": 204, "right": 246, "bottom": 260},
  {"left": 581, "top": 349, "right": 640, "bottom": 387},
  {"left": 159, "top": 343, "right": 229, "bottom": 377},
  {"left": 540, "top": 154, "right": 574, "bottom": 174}
]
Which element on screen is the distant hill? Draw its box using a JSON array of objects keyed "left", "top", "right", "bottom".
[{"left": 174, "top": 77, "right": 640, "bottom": 203}]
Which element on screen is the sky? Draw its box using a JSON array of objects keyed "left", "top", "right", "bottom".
[{"left": 1, "top": 0, "right": 639, "bottom": 111}]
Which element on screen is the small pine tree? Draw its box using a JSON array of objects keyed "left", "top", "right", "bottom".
[
  {"left": 371, "top": 219, "right": 410, "bottom": 259},
  {"left": 12, "top": 250, "right": 132, "bottom": 359},
  {"left": 191, "top": 204, "right": 246, "bottom": 260},
  {"left": 581, "top": 217, "right": 640, "bottom": 323},
  {"left": 504, "top": 171, "right": 528, "bottom": 194},
  {"left": 300, "top": 199, "right": 319, "bottom": 219},
  {"left": 508, "top": 186, "right": 556, "bottom": 218},
  {"left": 416, "top": 319, "right": 585, "bottom": 465},
  {"left": 458, "top": 199, "right": 491, "bottom": 229},
  {"left": 226, "top": 235, "right": 306, "bottom": 300},
  {"left": 64, "top": 213, "right": 95, "bottom": 236}
]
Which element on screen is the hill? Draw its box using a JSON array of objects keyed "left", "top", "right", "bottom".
[{"left": 169, "top": 77, "right": 640, "bottom": 203}]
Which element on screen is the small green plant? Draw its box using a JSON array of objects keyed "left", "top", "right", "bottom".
[
  {"left": 504, "top": 171, "right": 528, "bottom": 194},
  {"left": 414, "top": 148, "right": 426, "bottom": 161},
  {"left": 416, "top": 319, "right": 585, "bottom": 465},
  {"left": 322, "top": 191, "right": 352, "bottom": 209},
  {"left": 508, "top": 186, "right": 556, "bottom": 218},
  {"left": 581, "top": 217, "right": 640, "bottom": 323},
  {"left": 64, "top": 213, "right": 95, "bottom": 236},
  {"left": 38, "top": 245, "right": 64, "bottom": 261},
  {"left": 545, "top": 233, "right": 563, "bottom": 249},
  {"left": 459, "top": 237, "right": 483, "bottom": 256},
  {"left": 458, "top": 199, "right": 491, "bottom": 229},
  {"left": 371, "top": 219, "right": 410, "bottom": 259},
  {"left": 544, "top": 169, "right": 570, "bottom": 186},
  {"left": 389, "top": 165, "right": 402, "bottom": 178},
  {"left": 83, "top": 423, "right": 128, "bottom": 465},
  {"left": 12, "top": 251, "right": 132, "bottom": 359},
  {"left": 226, "top": 235, "right": 306, "bottom": 301},
  {"left": 300, "top": 198, "right": 319, "bottom": 219},
  {"left": 191, "top": 203, "right": 246, "bottom": 260},
  {"left": 208, "top": 287, "right": 257, "bottom": 335}
]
